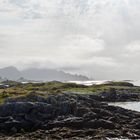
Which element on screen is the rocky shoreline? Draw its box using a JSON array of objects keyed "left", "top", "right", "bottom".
[
  {"left": 92, "top": 88, "right": 140, "bottom": 102},
  {"left": 0, "top": 93, "right": 139, "bottom": 139}
]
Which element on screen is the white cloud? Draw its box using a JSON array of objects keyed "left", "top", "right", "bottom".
[
  {"left": 58, "top": 35, "right": 104, "bottom": 58},
  {"left": 125, "top": 40, "right": 140, "bottom": 53},
  {"left": 0, "top": 0, "right": 140, "bottom": 79},
  {"left": 0, "top": 33, "right": 105, "bottom": 68}
]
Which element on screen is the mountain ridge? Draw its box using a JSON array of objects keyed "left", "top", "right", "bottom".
[{"left": 0, "top": 66, "right": 89, "bottom": 81}]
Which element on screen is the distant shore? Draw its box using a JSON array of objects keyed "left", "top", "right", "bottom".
[{"left": 69, "top": 80, "right": 140, "bottom": 86}]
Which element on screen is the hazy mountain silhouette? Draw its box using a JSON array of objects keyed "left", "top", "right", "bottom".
[
  {"left": 0, "top": 66, "right": 21, "bottom": 80},
  {"left": 0, "top": 66, "right": 89, "bottom": 81}
]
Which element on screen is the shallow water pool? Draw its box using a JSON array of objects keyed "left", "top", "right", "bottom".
[{"left": 109, "top": 102, "right": 140, "bottom": 112}]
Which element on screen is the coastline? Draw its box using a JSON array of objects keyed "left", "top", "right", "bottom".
[{"left": 0, "top": 81, "right": 139, "bottom": 139}]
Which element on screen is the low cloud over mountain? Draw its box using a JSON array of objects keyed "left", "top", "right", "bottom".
[
  {"left": 0, "top": 1, "right": 140, "bottom": 79},
  {"left": 0, "top": 66, "right": 89, "bottom": 81}
]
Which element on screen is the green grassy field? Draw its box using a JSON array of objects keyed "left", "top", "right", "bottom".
[{"left": 0, "top": 80, "right": 139, "bottom": 103}]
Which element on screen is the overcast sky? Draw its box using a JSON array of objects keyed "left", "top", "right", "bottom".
[{"left": 0, "top": 0, "right": 140, "bottom": 80}]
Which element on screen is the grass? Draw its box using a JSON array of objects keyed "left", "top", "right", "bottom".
[{"left": 0, "top": 80, "right": 139, "bottom": 104}]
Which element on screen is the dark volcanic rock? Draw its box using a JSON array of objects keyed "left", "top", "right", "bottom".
[
  {"left": 98, "top": 89, "right": 140, "bottom": 102},
  {"left": 88, "top": 88, "right": 140, "bottom": 102},
  {"left": 0, "top": 93, "right": 140, "bottom": 139},
  {"left": 85, "top": 119, "right": 115, "bottom": 129}
]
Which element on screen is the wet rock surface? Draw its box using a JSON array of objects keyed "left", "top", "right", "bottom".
[
  {"left": 0, "top": 93, "right": 140, "bottom": 139},
  {"left": 90, "top": 88, "right": 140, "bottom": 102}
]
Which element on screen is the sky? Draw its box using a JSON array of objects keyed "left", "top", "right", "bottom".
[{"left": 0, "top": 0, "right": 140, "bottom": 80}]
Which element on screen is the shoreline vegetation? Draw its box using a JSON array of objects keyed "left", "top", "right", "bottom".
[
  {"left": 0, "top": 81, "right": 140, "bottom": 139},
  {"left": 0, "top": 80, "right": 139, "bottom": 103}
]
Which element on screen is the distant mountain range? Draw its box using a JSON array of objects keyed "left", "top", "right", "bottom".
[{"left": 0, "top": 66, "right": 89, "bottom": 81}]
